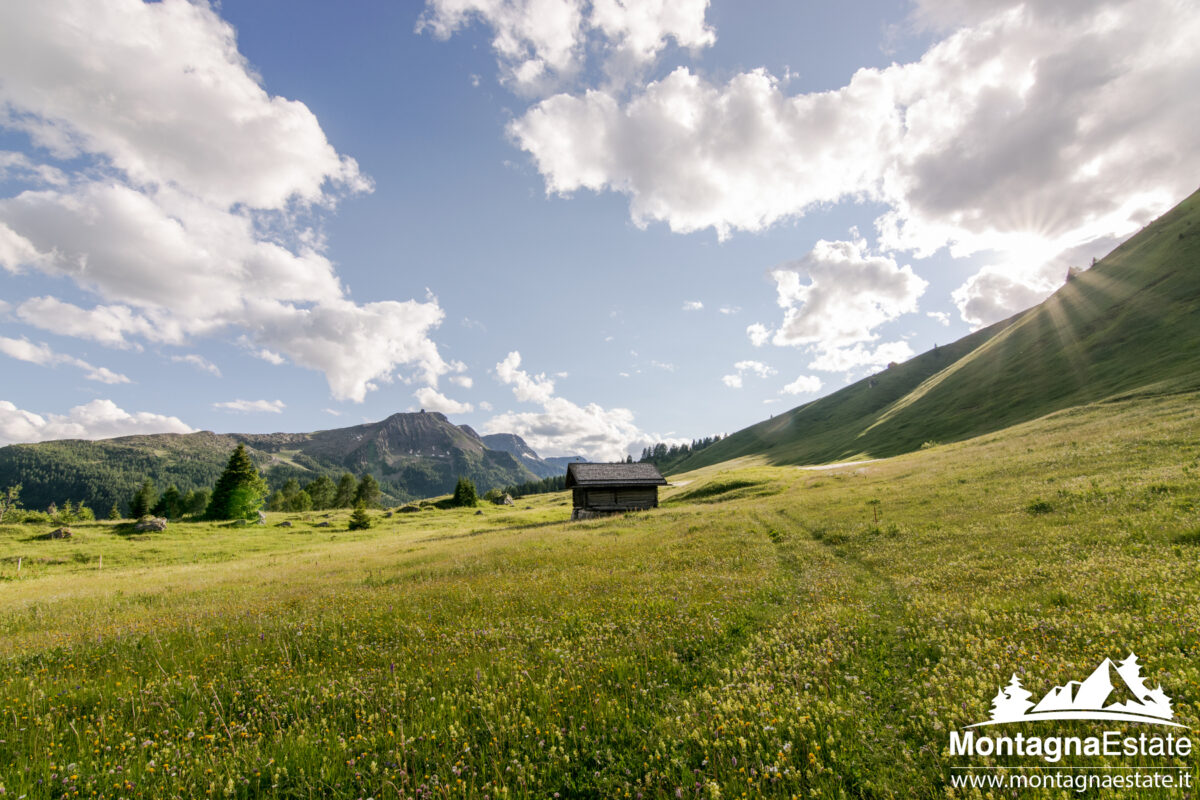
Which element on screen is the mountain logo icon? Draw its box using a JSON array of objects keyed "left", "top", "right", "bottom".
[{"left": 970, "top": 653, "right": 1184, "bottom": 728}]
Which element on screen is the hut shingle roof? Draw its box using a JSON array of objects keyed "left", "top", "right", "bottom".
[{"left": 565, "top": 462, "right": 668, "bottom": 488}]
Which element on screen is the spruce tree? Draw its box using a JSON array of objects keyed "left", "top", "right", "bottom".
[
  {"left": 154, "top": 484, "right": 183, "bottom": 519},
  {"left": 334, "top": 473, "right": 358, "bottom": 508},
  {"left": 348, "top": 501, "right": 372, "bottom": 530},
  {"left": 305, "top": 475, "right": 336, "bottom": 509},
  {"left": 267, "top": 490, "right": 288, "bottom": 512},
  {"left": 288, "top": 490, "right": 313, "bottom": 512},
  {"left": 187, "top": 489, "right": 210, "bottom": 516},
  {"left": 131, "top": 479, "right": 156, "bottom": 518},
  {"left": 107, "top": 502, "right": 122, "bottom": 521},
  {"left": 451, "top": 476, "right": 478, "bottom": 507},
  {"left": 205, "top": 444, "right": 269, "bottom": 520},
  {"left": 354, "top": 473, "right": 381, "bottom": 508}
]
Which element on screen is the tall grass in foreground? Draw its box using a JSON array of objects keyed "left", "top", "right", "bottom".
[{"left": 0, "top": 393, "right": 1198, "bottom": 798}]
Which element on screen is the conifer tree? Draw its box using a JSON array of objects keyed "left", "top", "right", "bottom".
[
  {"left": 305, "top": 475, "right": 337, "bottom": 509},
  {"left": 267, "top": 490, "right": 288, "bottom": 512},
  {"left": 348, "top": 501, "right": 372, "bottom": 530},
  {"left": 451, "top": 476, "right": 478, "bottom": 507},
  {"left": 354, "top": 473, "right": 381, "bottom": 508},
  {"left": 107, "top": 502, "right": 122, "bottom": 521},
  {"left": 154, "top": 484, "right": 183, "bottom": 519},
  {"left": 288, "top": 490, "right": 313, "bottom": 512},
  {"left": 334, "top": 473, "right": 358, "bottom": 508},
  {"left": 186, "top": 489, "right": 210, "bottom": 516},
  {"left": 205, "top": 444, "right": 269, "bottom": 520},
  {"left": 130, "top": 479, "right": 156, "bottom": 518}
]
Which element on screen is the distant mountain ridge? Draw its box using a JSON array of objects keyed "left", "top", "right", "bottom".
[
  {"left": 675, "top": 187, "right": 1200, "bottom": 472},
  {"left": 0, "top": 411, "right": 573, "bottom": 512},
  {"left": 478, "top": 433, "right": 580, "bottom": 478}
]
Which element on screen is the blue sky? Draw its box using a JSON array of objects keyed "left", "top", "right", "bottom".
[{"left": 0, "top": 0, "right": 1196, "bottom": 460}]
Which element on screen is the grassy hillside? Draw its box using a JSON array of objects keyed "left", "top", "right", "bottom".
[
  {"left": 676, "top": 187, "right": 1200, "bottom": 471},
  {"left": 0, "top": 391, "right": 1198, "bottom": 797}
]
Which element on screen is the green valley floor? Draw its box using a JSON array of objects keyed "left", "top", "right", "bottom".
[{"left": 1, "top": 392, "right": 1199, "bottom": 798}]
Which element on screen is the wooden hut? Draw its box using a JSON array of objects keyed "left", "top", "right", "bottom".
[{"left": 565, "top": 462, "right": 668, "bottom": 520}]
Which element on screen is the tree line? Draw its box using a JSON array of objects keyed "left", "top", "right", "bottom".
[
  {"left": 638, "top": 435, "right": 724, "bottom": 472},
  {"left": 265, "top": 471, "right": 380, "bottom": 513},
  {"left": 1, "top": 444, "right": 389, "bottom": 523},
  {"left": 501, "top": 474, "right": 566, "bottom": 499}
]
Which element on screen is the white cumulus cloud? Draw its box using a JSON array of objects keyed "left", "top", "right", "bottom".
[
  {"left": 213, "top": 399, "right": 286, "bottom": 414},
  {"left": 0, "top": 335, "right": 130, "bottom": 384},
  {"left": 418, "top": 0, "right": 713, "bottom": 93},
  {"left": 733, "top": 360, "right": 776, "bottom": 378},
  {"left": 746, "top": 323, "right": 771, "bottom": 347},
  {"left": 769, "top": 238, "right": 927, "bottom": 350},
  {"left": 15, "top": 296, "right": 159, "bottom": 349},
  {"left": 486, "top": 349, "right": 659, "bottom": 460},
  {"left": 0, "top": 398, "right": 193, "bottom": 445},
  {"left": 781, "top": 375, "right": 823, "bottom": 395},
  {"left": 0, "top": 0, "right": 367, "bottom": 209},
  {"left": 170, "top": 353, "right": 221, "bottom": 377},
  {"left": 509, "top": 0, "right": 1200, "bottom": 318},
  {"left": 413, "top": 387, "right": 474, "bottom": 415},
  {"left": 0, "top": 0, "right": 452, "bottom": 403},
  {"left": 807, "top": 341, "right": 915, "bottom": 373},
  {"left": 495, "top": 350, "right": 557, "bottom": 404},
  {"left": 722, "top": 359, "right": 776, "bottom": 389}
]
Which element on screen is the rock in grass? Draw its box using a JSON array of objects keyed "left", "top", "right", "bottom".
[
  {"left": 44, "top": 526, "right": 72, "bottom": 539},
  {"left": 257, "top": 511, "right": 267, "bottom": 525},
  {"left": 277, "top": 520, "right": 293, "bottom": 528},
  {"left": 314, "top": 521, "right": 332, "bottom": 528},
  {"left": 133, "top": 516, "right": 168, "bottom": 532}
]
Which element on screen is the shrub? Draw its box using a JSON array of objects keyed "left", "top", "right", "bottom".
[
  {"left": 1026, "top": 499, "right": 1054, "bottom": 515},
  {"left": 1173, "top": 529, "right": 1200, "bottom": 546}
]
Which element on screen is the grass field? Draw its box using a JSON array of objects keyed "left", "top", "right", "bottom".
[{"left": 1, "top": 392, "right": 1199, "bottom": 798}]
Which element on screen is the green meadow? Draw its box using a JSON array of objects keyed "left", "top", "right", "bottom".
[{"left": 1, "top": 391, "right": 1199, "bottom": 798}]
